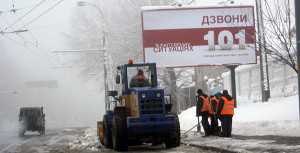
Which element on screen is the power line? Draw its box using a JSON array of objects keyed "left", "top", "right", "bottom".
[
  {"left": 19, "top": 0, "right": 65, "bottom": 29},
  {"left": 0, "top": 34, "right": 60, "bottom": 67},
  {"left": 4, "top": 0, "right": 48, "bottom": 31}
]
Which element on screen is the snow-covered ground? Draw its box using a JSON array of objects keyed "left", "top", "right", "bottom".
[
  {"left": 180, "top": 95, "right": 300, "bottom": 136},
  {"left": 179, "top": 95, "right": 300, "bottom": 152}
]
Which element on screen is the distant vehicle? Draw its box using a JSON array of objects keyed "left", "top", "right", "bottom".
[
  {"left": 18, "top": 107, "right": 45, "bottom": 136},
  {"left": 97, "top": 62, "right": 180, "bottom": 151}
]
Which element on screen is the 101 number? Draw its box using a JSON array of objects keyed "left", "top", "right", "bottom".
[{"left": 204, "top": 29, "right": 246, "bottom": 50}]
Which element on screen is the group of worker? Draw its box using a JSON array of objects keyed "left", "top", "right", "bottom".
[{"left": 196, "top": 89, "right": 235, "bottom": 137}]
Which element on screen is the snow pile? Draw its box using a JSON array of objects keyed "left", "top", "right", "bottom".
[
  {"left": 68, "top": 128, "right": 99, "bottom": 151},
  {"left": 235, "top": 95, "right": 299, "bottom": 122},
  {"left": 180, "top": 95, "right": 300, "bottom": 135},
  {"left": 179, "top": 95, "right": 300, "bottom": 152},
  {"left": 179, "top": 106, "right": 198, "bottom": 132}
]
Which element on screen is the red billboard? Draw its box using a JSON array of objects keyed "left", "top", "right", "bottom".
[{"left": 142, "top": 6, "right": 256, "bottom": 67}]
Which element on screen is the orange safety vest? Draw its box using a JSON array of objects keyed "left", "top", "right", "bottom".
[
  {"left": 209, "top": 96, "right": 219, "bottom": 115},
  {"left": 199, "top": 96, "right": 210, "bottom": 113},
  {"left": 221, "top": 97, "right": 235, "bottom": 115}
]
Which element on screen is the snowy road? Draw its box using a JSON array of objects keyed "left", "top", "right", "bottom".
[{"left": 0, "top": 128, "right": 219, "bottom": 153}]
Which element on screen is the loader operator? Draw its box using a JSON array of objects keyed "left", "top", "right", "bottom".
[{"left": 130, "top": 69, "right": 150, "bottom": 88}]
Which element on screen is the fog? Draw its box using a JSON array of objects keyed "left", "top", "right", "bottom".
[
  {"left": 0, "top": 0, "right": 105, "bottom": 135},
  {"left": 0, "top": 0, "right": 255, "bottom": 137}
]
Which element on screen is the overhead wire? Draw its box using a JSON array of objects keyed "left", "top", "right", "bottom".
[
  {"left": 2, "top": 0, "right": 82, "bottom": 70},
  {"left": 2, "top": 34, "right": 65, "bottom": 69},
  {"left": 19, "top": 0, "right": 65, "bottom": 29},
  {"left": 4, "top": 0, "right": 48, "bottom": 31}
]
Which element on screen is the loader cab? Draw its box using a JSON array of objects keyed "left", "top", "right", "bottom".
[
  {"left": 116, "top": 63, "right": 158, "bottom": 94},
  {"left": 99, "top": 62, "right": 180, "bottom": 151}
]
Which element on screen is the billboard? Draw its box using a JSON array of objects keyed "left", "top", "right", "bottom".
[{"left": 142, "top": 6, "right": 256, "bottom": 67}]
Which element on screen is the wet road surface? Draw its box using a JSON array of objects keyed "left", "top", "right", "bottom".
[{"left": 0, "top": 128, "right": 219, "bottom": 153}]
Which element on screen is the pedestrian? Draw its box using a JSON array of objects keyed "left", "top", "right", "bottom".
[
  {"left": 217, "top": 90, "right": 235, "bottom": 137},
  {"left": 196, "top": 89, "right": 211, "bottom": 137},
  {"left": 209, "top": 94, "right": 220, "bottom": 136}
]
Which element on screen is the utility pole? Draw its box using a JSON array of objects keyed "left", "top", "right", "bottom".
[
  {"left": 295, "top": 0, "right": 300, "bottom": 120},
  {"left": 77, "top": 1, "right": 110, "bottom": 107},
  {"left": 256, "top": 0, "right": 270, "bottom": 102},
  {"left": 227, "top": 65, "right": 237, "bottom": 107}
]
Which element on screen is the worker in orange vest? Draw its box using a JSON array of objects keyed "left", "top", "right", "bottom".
[
  {"left": 196, "top": 89, "right": 211, "bottom": 136},
  {"left": 209, "top": 94, "right": 220, "bottom": 136},
  {"left": 217, "top": 90, "right": 235, "bottom": 137}
]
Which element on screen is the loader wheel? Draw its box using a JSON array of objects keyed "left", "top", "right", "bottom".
[
  {"left": 165, "top": 115, "right": 180, "bottom": 148},
  {"left": 103, "top": 115, "right": 113, "bottom": 148},
  {"left": 40, "top": 126, "right": 45, "bottom": 136},
  {"left": 112, "top": 107, "right": 128, "bottom": 151},
  {"left": 18, "top": 121, "right": 26, "bottom": 137}
]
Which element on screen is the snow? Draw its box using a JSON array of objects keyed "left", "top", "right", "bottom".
[
  {"left": 179, "top": 95, "right": 300, "bottom": 152},
  {"left": 68, "top": 128, "right": 99, "bottom": 151},
  {"left": 180, "top": 95, "right": 300, "bottom": 135}
]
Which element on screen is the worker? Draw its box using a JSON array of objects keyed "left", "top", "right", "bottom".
[
  {"left": 209, "top": 95, "right": 219, "bottom": 136},
  {"left": 196, "top": 89, "right": 211, "bottom": 137},
  {"left": 130, "top": 69, "right": 150, "bottom": 88},
  {"left": 217, "top": 90, "right": 235, "bottom": 137}
]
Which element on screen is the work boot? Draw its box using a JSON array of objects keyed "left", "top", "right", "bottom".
[{"left": 202, "top": 132, "right": 210, "bottom": 137}]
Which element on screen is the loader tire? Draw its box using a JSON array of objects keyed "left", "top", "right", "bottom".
[
  {"left": 40, "top": 126, "right": 45, "bottom": 136},
  {"left": 165, "top": 115, "right": 180, "bottom": 148},
  {"left": 112, "top": 107, "right": 128, "bottom": 151},
  {"left": 103, "top": 115, "right": 113, "bottom": 148},
  {"left": 18, "top": 121, "right": 26, "bottom": 137}
]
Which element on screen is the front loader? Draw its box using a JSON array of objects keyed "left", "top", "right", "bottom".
[{"left": 97, "top": 62, "right": 180, "bottom": 151}]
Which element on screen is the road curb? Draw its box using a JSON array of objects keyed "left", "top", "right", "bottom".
[{"left": 181, "top": 141, "right": 237, "bottom": 153}]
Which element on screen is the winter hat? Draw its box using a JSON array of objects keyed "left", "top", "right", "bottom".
[
  {"left": 197, "top": 89, "right": 203, "bottom": 95},
  {"left": 222, "top": 90, "right": 229, "bottom": 96}
]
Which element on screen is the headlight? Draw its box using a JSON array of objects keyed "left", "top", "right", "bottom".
[
  {"left": 142, "top": 93, "right": 146, "bottom": 99},
  {"left": 156, "top": 93, "right": 161, "bottom": 98}
]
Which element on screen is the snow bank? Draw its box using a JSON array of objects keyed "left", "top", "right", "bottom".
[
  {"left": 179, "top": 106, "right": 198, "bottom": 132},
  {"left": 179, "top": 95, "right": 300, "bottom": 136},
  {"left": 235, "top": 95, "right": 299, "bottom": 122}
]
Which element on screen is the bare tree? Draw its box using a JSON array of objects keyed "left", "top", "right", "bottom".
[
  {"left": 262, "top": 0, "right": 297, "bottom": 73},
  {"left": 66, "top": 0, "right": 154, "bottom": 86},
  {"left": 157, "top": 67, "right": 195, "bottom": 113},
  {"left": 68, "top": 0, "right": 204, "bottom": 113}
]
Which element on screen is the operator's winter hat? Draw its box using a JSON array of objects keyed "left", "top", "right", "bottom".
[
  {"left": 222, "top": 90, "right": 229, "bottom": 96},
  {"left": 138, "top": 69, "right": 144, "bottom": 75},
  {"left": 197, "top": 89, "right": 203, "bottom": 95}
]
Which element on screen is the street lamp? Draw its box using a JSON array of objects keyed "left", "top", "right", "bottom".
[
  {"left": 218, "top": 0, "right": 234, "bottom": 5},
  {"left": 77, "top": 1, "right": 107, "bottom": 48},
  {"left": 0, "top": 29, "right": 28, "bottom": 35},
  {"left": 76, "top": 1, "right": 109, "bottom": 104}
]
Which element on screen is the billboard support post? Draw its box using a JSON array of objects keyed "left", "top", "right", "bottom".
[
  {"left": 227, "top": 65, "right": 238, "bottom": 107},
  {"left": 295, "top": 0, "right": 300, "bottom": 121}
]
